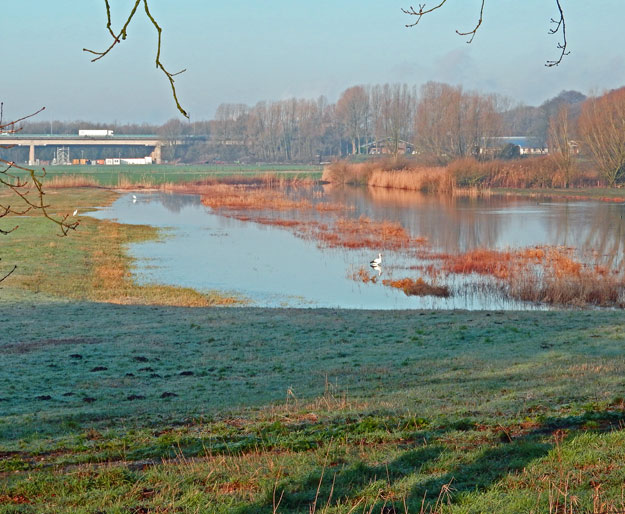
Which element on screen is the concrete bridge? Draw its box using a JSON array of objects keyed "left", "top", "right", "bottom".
[{"left": 0, "top": 134, "right": 164, "bottom": 165}]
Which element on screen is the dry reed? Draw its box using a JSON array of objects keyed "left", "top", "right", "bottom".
[
  {"left": 44, "top": 175, "right": 100, "bottom": 188},
  {"left": 436, "top": 246, "right": 624, "bottom": 307},
  {"left": 368, "top": 167, "right": 453, "bottom": 193}
]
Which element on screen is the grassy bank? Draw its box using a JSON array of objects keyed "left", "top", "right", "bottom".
[
  {"left": 0, "top": 188, "right": 237, "bottom": 306},
  {"left": 22, "top": 164, "right": 323, "bottom": 188},
  {"left": 2, "top": 302, "right": 625, "bottom": 512}
]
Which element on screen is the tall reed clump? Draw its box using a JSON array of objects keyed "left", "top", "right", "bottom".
[
  {"left": 323, "top": 158, "right": 454, "bottom": 193},
  {"left": 45, "top": 175, "right": 100, "bottom": 188},
  {"left": 448, "top": 156, "right": 599, "bottom": 189},
  {"left": 368, "top": 166, "right": 453, "bottom": 193},
  {"left": 438, "top": 246, "right": 625, "bottom": 307},
  {"left": 321, "top": 160, "right": 376, "bottom": 185},
  {"left": 508, "top": 258, "right": 624, "bottom": 307}
]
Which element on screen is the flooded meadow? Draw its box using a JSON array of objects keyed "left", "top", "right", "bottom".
[{"left": 92, "top": 183, "right": 625, "bottom": 309}]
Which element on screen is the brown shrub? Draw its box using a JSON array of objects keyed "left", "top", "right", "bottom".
[{"left": 382, "top": 277, "right": 450, "bottom": 297}]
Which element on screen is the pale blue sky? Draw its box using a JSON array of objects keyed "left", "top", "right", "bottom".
[{"left": 2, "top": 1, "right": 624, "bottom": 123}]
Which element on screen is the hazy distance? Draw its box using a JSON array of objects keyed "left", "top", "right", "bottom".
[{"left": 3, "top": 0, "right": 625, "bottom": 123}]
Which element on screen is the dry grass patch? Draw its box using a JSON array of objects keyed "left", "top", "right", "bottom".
[
  {"left": 44, "top": 175, "right": 100, "bottom": 188},
  {"left": 368, "top": 167, "right": 453, "bottom": 193}
]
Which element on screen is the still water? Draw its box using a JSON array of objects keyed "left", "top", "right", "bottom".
[{"left": 91, "top": 188, "right": 625, "bottom": 309}]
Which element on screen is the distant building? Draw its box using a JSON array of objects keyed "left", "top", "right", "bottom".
[
  {"left": 481, "top": 137, "right": 549, "bottom": 157},
  {"left": 362, "top": 138, "right": 414, "bottom": 155}
]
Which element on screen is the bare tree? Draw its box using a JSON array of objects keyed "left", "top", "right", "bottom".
[
  {"left": 579, "top": 88, "right": 625, "bottom": 186},
  {"left": 415, "top": 82, "right": 500, "bottom": 163},
  {"left": 380, "top": 84, "right": 416, "bottom": 157},
  {"left": 547, "top": 104, "right": 573, "bottom": 187},
  {"left": 0, "top": 105, "right": 79, "bottom": 283},
  {"left": 402, "top": 0, "right": 569, "bottom": 67},
  {"left": 336, "top": 86, "right": 370, "bottom": 155}
]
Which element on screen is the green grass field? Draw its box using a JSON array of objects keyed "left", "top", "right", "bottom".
[
  {"left": 2, "top": 302, "right": 625, "bottom": 512},
  {"left": 2, "top": 186, "right": 625, "bottom": 513},
  {"left": 27, "top": 164, "right": 323, "bottom": 187}
]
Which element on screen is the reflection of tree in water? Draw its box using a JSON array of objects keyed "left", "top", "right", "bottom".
[
  {"left": 323, "top": 185, "right": 506, "bottom": 253},
  {"left": 547, "top": 201, "right": 625, "bottom": 268},
  {"left": 323, "top": 186, "right": 625, "bottom": 265},
  {"left": 156, "top": 193, "right": 202, "bottom": 214}
]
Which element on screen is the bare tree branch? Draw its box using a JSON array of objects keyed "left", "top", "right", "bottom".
[
  {"left": 0, "top": 262, "right": 17, "bottom": 284},
  {"left": 455, "top": 0, "right": 485, "bottom": 44},
  {"left": 545, "top": 0, "right": 569, "bottom": 67},
  {"left": 401, "top": 1, "right": 448, "bottom": 28},
  {"left": 403, "top": 1, "right": 569, "bottom": 66},
  {"left": 83, "top": 0, "right": 189, "bottom": 118}
]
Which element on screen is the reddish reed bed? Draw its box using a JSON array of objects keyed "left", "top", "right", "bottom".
[
  {"left": 383, "top": 277, "right": 450, "bottom": 297},
  {"left": 315, "top": 216, "right": 427, "bottom": 251},
  {"left": 178, "top": 183, "right": 347, "bottom": 213},
  {"left": 435, "top": 246, "right": 624, "bottom": 307},
  {"left": 350, "top": 267, "right": 380, "bottom": 284}
]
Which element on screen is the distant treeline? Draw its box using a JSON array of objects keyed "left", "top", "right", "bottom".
[{"left": 1, "top": 82, "right": 592, "bottom": 165}]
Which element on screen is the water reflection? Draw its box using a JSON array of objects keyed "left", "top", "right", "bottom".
[
  {"left": 90, "top": 189, "right": 625, "bottom": 309},
  {"left": 325, "top": 186, "right": 625, "bottom": 265}
]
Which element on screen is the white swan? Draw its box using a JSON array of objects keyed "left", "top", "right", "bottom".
[
  {"left": 370, "top": 253, "right": 382, "bottom": 266},
  {"left": 132, "top": 194, "right": 137, "bottom": 203}
]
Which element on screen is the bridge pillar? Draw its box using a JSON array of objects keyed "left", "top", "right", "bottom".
[
  {"left": 151, "top": 144, "right": 162, "bottom": 164},
  {"left": 28, "top": 144, "right": 35, "bottom": 166}
]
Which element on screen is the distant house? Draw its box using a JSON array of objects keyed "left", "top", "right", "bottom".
[
  {"left": 481, "top": 137, "right": 549, "bottom": 157},
  {"left": 568, "top": 140, "right": 581, "bottom": 155},
  {"left": 362, "top": 138, "right": 414, "bottom": 155}
]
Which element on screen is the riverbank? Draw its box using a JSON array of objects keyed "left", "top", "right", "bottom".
[{"left": 0, "top": 188, "right": 238, "bottom": 306}]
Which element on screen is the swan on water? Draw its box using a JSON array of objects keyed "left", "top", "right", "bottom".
[{"left": 370, "top": 253, "right": 382, "bottom": 266}]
